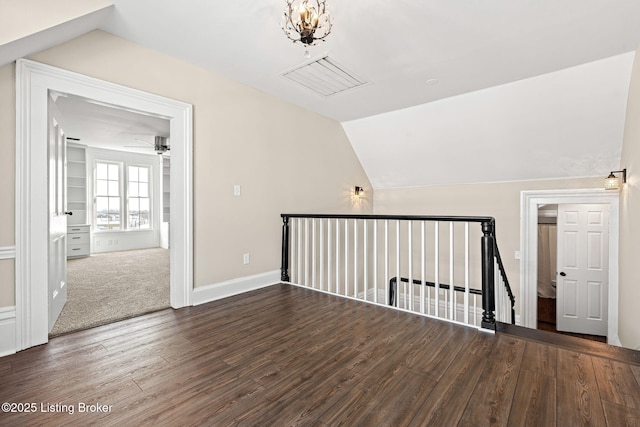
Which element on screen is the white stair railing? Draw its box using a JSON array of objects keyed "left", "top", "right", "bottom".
[{"left": 280, "top": 214, "right": 514, "bottom": 330}]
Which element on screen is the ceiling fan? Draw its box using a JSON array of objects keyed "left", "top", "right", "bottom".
[{"left": 124, "top": 136, "right": 170, "bottom": 154}]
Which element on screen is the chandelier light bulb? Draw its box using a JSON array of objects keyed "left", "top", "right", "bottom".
[{"left": 282, "top": 0, "right": 332, "bottom": 47}]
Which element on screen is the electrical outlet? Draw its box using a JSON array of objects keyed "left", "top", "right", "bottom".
[
  {"left": 234, "top": 185, "right": 241, "bottom": 196},
  {"left": 243, "top": 253, "right": 250, "bottom": 264},
  {"left": 514, "top": 251, "right": 521, "bottom": 260}
]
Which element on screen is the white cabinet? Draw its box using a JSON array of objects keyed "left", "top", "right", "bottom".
[{"left": 67, "top": 224, "right": 90, "bottom": 258}]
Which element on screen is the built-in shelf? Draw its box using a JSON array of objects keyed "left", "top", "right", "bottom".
[{"left": 67, "top": 145, "right": 87, "bottom": 225}]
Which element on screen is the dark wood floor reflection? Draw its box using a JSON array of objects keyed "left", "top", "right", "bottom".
[{"left": 1, "top": 284, "right": 639, "bottom": 426}]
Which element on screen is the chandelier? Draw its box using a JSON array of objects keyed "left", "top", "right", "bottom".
[{"left": 282, "top": 0, "right": 332, "bottom": 47}]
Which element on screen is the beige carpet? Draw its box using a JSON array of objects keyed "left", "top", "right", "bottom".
[{"left": 50, "top": 247, "right": 170, "bottom": 337}]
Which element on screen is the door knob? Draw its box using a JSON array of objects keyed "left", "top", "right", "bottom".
[
  {"left": 64, "top": 211, "right": 73, "bottom": 215},
  {"left": 559, "top": 272, "right": 566, "bottom": 277}
]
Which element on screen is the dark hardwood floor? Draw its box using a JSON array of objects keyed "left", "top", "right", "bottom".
[{"left": 1, "top": 284, "right": 639, "bottom": 426}]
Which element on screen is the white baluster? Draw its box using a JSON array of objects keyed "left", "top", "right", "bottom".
[
  {"left": 327, "top": 219, "right": 332, "bottom": 293},
  {"left": 344, "top": 219, "right": 349, "bottom": 297},
  {"left": 408, "top": 221, "right": 413, "bottom": 312},
  {"left": 354, "top": 218, "right": 358, "bottom": 299},
  {"left": 312, "top": 218, "right": 316, "bottom": 289},
  {"left": 421, "top": 221, "right": 425, "bottom": 314},
  {"left": 385, "top": 220, "right": 389, "bottom": 306},
  {"left": 464, "top": 222, "right": 469, "bottom": 324},
  {"left": 396, "top": 220, "right": 401, "bottom": 308},
  {"left": 373, "top": 220, "right": 378, "bottom": 304},
  {"left": 320, "top": 219, "right": 324, "bottom": 291},
  {"left": 434, "top": 222, "right": 439, "bottom": 318},
  {"left": 364, "top": 219, "right": 368, "bottom": 301},
  {"left": 336, "top": 218, "right": 340, "bottom": 295},
  {"left": 449, "top": 222, "right": 454, "bottom": 321},
  {"left": 297, "top": 218, "right": 302, "bottom": 284}
]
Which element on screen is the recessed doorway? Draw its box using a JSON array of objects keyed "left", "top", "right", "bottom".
[
  {"left": 15, "top": 59, "right": 193, "bottom": 351},
  {"left": 520, "top": 189, "right": 620, "bottom": 346}
]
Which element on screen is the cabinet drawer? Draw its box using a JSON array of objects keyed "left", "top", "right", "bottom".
[
  {"left": 67, "top": 233, "right": 89, "bottom": 245},
  {"left": 68, "top": 225, "right": 90, "bottom": 234},
  {"left": 67, "top": 244, "right": 89, "bottom": 257}
]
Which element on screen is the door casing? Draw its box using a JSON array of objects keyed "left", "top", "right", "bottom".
[
  {"left": 520, "top": 189, "right": 620, "bottom": 345},
  {"left": 15, "top": 59, "right": 194, "bottom": 351}
]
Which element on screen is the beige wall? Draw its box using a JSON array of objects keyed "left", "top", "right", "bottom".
[
  {"left": 0, "top": 63, "right": 15, "bottom": 307},
  {"left": 0, "top": 30, "right": 371, "bottom": 305},
  {"left": 374, "top": 177, "right": 603, "bottom": 313},
  {"left": 0, "top": 0, "right": 111, "bottom": 45},
  {"left": 619, "top": 44, "right": 640, "bottom": 350}
]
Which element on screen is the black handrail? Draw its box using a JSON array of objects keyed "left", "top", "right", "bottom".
[
  {"left": 389, "top": 276, "right": 482, "bottom": 307},
  {"left": 280, "top": 213, "right": 514, "bottom": 330},
  {"left": 494, "top": 242, "right": 516, "bottom": 324},
  {"left": 281, "top": 213, "right": 494, "bottom": 222}
]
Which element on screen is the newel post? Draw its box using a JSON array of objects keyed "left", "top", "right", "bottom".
[
  {"left": 281, "top": 215, "right": 290, "bottom": 282},
  {"left": 481, "top": 220, "right": 496, "bottom": 330}
]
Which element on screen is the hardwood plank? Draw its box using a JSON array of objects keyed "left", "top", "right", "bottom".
[
  {"left": 459, "top": 334, "right": 526, "bottom": 427},
  {"left": 408, "top": 331, "right": 494, "bottom": 426},
  {"left": 556, "top": 349, "right": 607, "bottom": 427},
  {"left": 508, "top": 369, "right": 556, "bottom": 427},
  {"left": 342, "top": 370, "right": 436, "bottom": 426},
  {"left": 520, "top": 340, "right": 557, "bottom": 376},
  {"left": 592, "top": 356, "right": 640, "bottom": 409},
  {"left": 602, "top": 400, "right": 640, "bottom": 427}
]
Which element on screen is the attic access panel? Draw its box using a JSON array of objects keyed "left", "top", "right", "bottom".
[{"left": 282, "top": 55, "right": 367, "bottom": 96}]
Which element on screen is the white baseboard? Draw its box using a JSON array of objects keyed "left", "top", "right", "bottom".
[
  {"left": 0, "top": 306, "right": 16, "bottom": 357},
  {"left": 192, "top": 270, "right": 281, "bottom": 306},
  {"left": 607, "top": 334, "right": 622, "bottom": 347}
]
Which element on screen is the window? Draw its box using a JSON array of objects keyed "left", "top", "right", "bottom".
[
  {"left": 128, "top": 166, "right": 150, "bottom": 229},
  {"left": 94, "top": 161, "right": 154, "bottom": 232},
  {"left": 95, "top": 162, "right": 121, "bottom": 230}
]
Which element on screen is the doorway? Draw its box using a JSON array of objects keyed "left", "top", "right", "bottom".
[
  {"left": 15, "top": 59, "right": 193, "bottom": 351},
  {"left": 52, "top": 92, "right": 173, "bottom": 335},
  {"left": 535, "top": 203, "right": 608, "bottom": 343},
  {"left": 520, "top": 189, "right": 620, "bottom": 346}
]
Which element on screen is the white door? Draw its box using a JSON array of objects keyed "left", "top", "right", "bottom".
[
  {"left": 556, "top": 204, "right": 609, "bottom": 336},
  {"left": 48, "top": 94, "right": 69, "bottom": 331}
]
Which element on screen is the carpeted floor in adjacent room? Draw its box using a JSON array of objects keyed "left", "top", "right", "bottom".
[{"left": 50, "top": 247, "right": 170, "bottom": 337}]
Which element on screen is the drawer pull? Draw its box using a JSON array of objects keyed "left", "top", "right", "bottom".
[
  {"left": 72, "top": 248, "right": 80, "bottom": 251},
  {"left": 72, "top": 237, "right": 81, "bottom": 240}
]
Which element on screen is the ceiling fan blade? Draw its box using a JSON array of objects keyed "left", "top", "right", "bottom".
[{"left": 134, "top": 138, "right": 153, "bottom": 145}]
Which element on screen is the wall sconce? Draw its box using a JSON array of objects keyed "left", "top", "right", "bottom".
[
  {"left": 354, "top": 186, "right": 364, "bottom": 198},
  {"left": 604, "top": 168, "right": 627, "bottom": 190}
]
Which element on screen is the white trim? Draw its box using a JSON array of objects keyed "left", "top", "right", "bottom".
[
  {"left": 0, "top": 306, "right": 16, "bottom": 357},
  {"left": 520, "top": 189, "right": 620, "bottom": 345},
  {"left": 15, "top": 59, "right": 194, "bottom": 351},
  {"left": 192, "top": 270, "right": 281, "bottom": 305},
  {"left": 0, "top": 246, "right": 16, "bottom": 260}
]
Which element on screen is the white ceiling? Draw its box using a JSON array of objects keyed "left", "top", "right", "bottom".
[
  {"left": 99, "top": 0, "right": 640, "bottom": 122},
  {"left": 5, "top": 1, "right": 640, "bottom": 187},
  {"left": 54, "top": 93, "right": 170, "bottom": 155},
  {"left": 343, "top": 53, "right": 634, "bottom": 188}
]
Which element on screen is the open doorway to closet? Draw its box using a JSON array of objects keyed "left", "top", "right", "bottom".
[
  {"left": 536, "top": 203, "right": 608, "bottom": 343},
  {"left": 520, "top": 189, "right": 620, "bottom": 346},
  {"left": 49, "top": 92, "right": 171, "bottom": 336}
]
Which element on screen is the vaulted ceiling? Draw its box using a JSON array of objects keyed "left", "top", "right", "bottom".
[{"left": 3, "top": 0, "right": 640, "bottom": 188}]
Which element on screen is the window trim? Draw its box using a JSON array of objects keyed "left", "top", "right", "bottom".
[
  {"left": 94, "top": 160, "right": 124, "bottom": 232},
  {"left": 87, "top": 149, "right": 161, "bottom": 235},
  {"left": 126, "top": 163, "right": 152, "bottom": 231}
]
